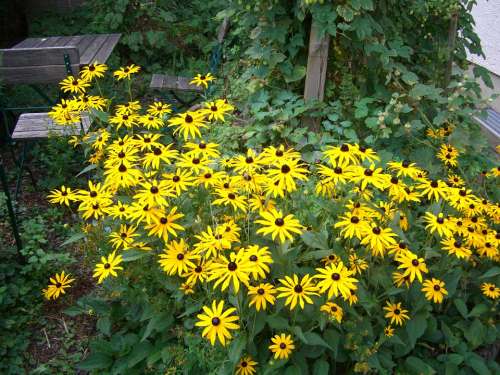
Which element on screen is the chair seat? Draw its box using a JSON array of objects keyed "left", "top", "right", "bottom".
[
  {"left": 12, "top": 112, "right": 91, "bottom": 140},
  {"left": 150, "top": 74, "right": 203, "bottom": 92}
]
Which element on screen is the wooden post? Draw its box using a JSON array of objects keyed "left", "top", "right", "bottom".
[{"left": 303, "top": 20, "right": 330, "bottom": 131}]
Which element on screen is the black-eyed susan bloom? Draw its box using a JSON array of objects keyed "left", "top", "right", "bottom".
[
  {"left": 320, "top": 302, "right": 343, "bottom": 323},
  {"left": 113, "top": 64, "right": 141, "bottom": 80},
  {"left": 481, "top": 283, "right": 500, "bottom": 299},
  {"left": 59, "top": 75, "right": 90, "bottom": 94},
  {"left": 93, "top": 251, "right": 124, "bottom": 284},
  {"left": 360, "top": 225, "right": 398, "bottom": 257},
  {"left": 158, "top": 239, "right": 199, "bottom": 276},
  {"left": 42, "top": 271, "right": 74, "bottom": 300},
  {"left": 384, "top": 326, "right": 394, "bottom": 337},
  {"left": 424, "top": 212, "right": 453, "bottom": 237},
  {"left": 334, "top": 212, "right": 370, "bottom": 240},
  {"left": 269, "top": 333, "right": 295, "bottom": 360},
  {"left": 168, "top": 111, "right": 207, "bottom": 140},
  {"left": 190, "top": 73, "right": 215, "bottom": 89},
  {"left": 109, "top": 224, "right": 139, "bottom": 250},
  {"left": 421, "top": 278, "right": 448, "bottom": 303},
  {"left": 440, "top": 238, "right": 472, "bottom": 259},
  {"left": 47, "top": 186, "right": 78, "bottom": 206},
  {"left": 244, "top": 245, "right": 273, "bottom": 279},
  {"left": 396, "top": 251, "right": 428, "bottom": 283},
  {"left": 208, "top": 251, "right": 252, "bottom": 293},
  {"left": 146, "top": 207, "right": 185, "bottom": 242},
  {"left": 195, "top": 300, "right": 239, "bottom": 346},
  {"left": 384, "top": 301, "right": 410, "bottom": 326},
  {"left": 255, "top": 208, "right": 303, "bottom": 243},
  {"left": 276, "top": 274, "right": 319, "bottom": 310},
  {"left": 247, "top": 283, "right": 276, "bottom": 311},
  {"left": 314, "top": 261, "right": 358, "bottom": 299},
  {"left": 80, "top": 62, "right": 107, "bottom": 81},
  {"left": 236, "top": 356, "right": 257, "bottom": 375}
]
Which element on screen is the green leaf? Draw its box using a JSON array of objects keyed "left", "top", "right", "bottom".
[
  {"left": 121, "top": 250, "right": 150, "bottom": 262},
  {"left": 479, "top": 267, "right": 500, "bottom": 279},
  {"left": 64, "top": 305, "right": 86, "bottom": 317},
  {"left": 78, "top": 353, "right": 112, "bottom": 370},
  {"left": 97, "top": 316, "right": 111, "bottom": 336},
  {"left": 76, "top": 163, "right": 97, "bottom": 177},
  {"left": 267, "top": 315, "right": 289, "bottom": 330},
  {"left": 313, "top": 359, "right": 330, "bottom": 375},
  {"left": 301, "top": 231, "right": 329, "bottom": 250},
  {"left": 453, "top": 299, "right": 468, "bottom": 319},
  {"left": 303, "top": 332, "right": 332, "bottom": 349},
  {"left": 127, "top": 341, "right": 153, "bottom": 368},
  {"left": 61, "top": 233, "right": 86, "bottom": 247},
  {"left": 405, "top": 312, "right": 427, "bottom": 348},
  {"left": 292, "top": 326, "right": 308, "bottom": 344},
  {"left": 405, "top": 356, "right": 436, "bottom": 375},
  {"left": 468, "top": 304, "right": 488, "bottom": 318},
  {"left": 142, "top": 313, "right": 174, "bottom": 342},
  {"left": 464, "top": 319, "right": 486, "bottom": 349},
  {"left": 467, "top": 352, "right": 491, "bottom": 375},
  {"left": 228, "top": 334, "right": 247, "bottom": 364},
  {"left": 285, "top": 365, "right": 302, "bottom": 375}
]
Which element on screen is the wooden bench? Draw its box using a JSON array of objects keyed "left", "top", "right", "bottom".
[
  {"left": 12, "top": 112, "right": 91, "bottom": 140},
  {"left": 0, "top": 34, "right": 121, "bottom": 84},
  {"left": 149, "top": 19, "right": 229, "bottom": 95}
]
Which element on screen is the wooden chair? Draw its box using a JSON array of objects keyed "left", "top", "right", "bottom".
[{"left": 149, "top": 19, "right": 230, "bottom": 108}]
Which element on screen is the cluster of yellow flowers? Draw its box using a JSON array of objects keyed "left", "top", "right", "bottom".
[{"left": 43, "top": 64, "right": 499, "bottom": 370}]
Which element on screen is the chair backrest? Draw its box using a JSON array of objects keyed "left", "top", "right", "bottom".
[{"left": 0, "top": 46, "right": 80, "bottom": 84}]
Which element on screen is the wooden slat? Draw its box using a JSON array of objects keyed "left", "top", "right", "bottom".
[
  {"left": 53, "top": 36, "right": 77, "bottom": 47},
  {"left": 12, "top": 112, "right": 91, "bottom": 140},
  {"left": 12, "top": 38, "right": 40, "bottom": 49},
  {"left": 38, "top": 36, "right": 63, "bottom": 47},
  {"left": 91, "top": 34, "right": 121, "bottom": 64},
  {"left": 0, "top": 46, "right": 79, "bottom": 67},
  {"left": 74, "top": 35, "right": 96, "bottom": 59},
  {"left": 0, "top": 64, "right": 80, "bottom": 84},
  {"left": 149, "top": 74, "right": 202, "bottom": 92},
  {"left": 79, "top": 35, "right": 107, "bottom": 65}
]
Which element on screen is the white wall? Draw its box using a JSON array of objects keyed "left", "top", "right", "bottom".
[{"left": 469, "top": 0, "right": 500, "bottom": 76}]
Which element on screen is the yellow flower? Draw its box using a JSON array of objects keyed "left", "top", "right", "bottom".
[
  {"left": 190, "top": 73, "right": 215, "bottom": 88},
  {"left": 384, "top": 326, "right": 394, "bottom": 337},
  {"left": 424, "top": 212, "right": 453, "bottom": 238},
  {"left": 244, "top": 245, "right": 273, "bottom": 280},
  {"left": 47, "top": 186, "right": 78, "bottom": 206},
  {"left": 195, "top": 300, "right": 239, "bottom": 346},
  {"left": 80, "top": 62, "right": 107, "bottom": 81},
  {"left": 383, "top": 301, "right": 410, "bottom": 326},
  {"left": 320, "top": 302, "right": 343, "bottom": 323},
  {"left": 266, "top": 159, "right": 308, "bottom": 193},
  {"left": 59, "top": 75, "right": 90, "bottom": 94},
  {"left": 255, "top": 208, "right": 303, "bottom": 243},
  {"left": 113, "top": 64, "right": 141, "bottom": 80},
  {"left": 108, "top": 224, "right": 139, "bottom": 250},
  {"left": 481, "top": 282, "right": 500, "bottom": 299},
  {"left": 269, "top": 333, "right": 295, "bottom": 360},
  {"left": 168, "top": 111, "right": 207, "bottom": 140},
  {"left": 314, "top": 261, "right": 358, "bottom": 299},
  {"left": 146, "top": 207, "right": 185, "bottom": 242},
  {"left": 334, "top": 212, "right": 370, "bottom": 240},
  {"left": 421, "top": 278, "right": 448, "bottom": 303},
  {"left": 248, "top": 283, "right": 276, "bottom": 311},
  {"left": 208, "top": 251, "right": 252, "bottom": 293},
  {"left": 42, "top": 271, "right": 75, "bottom": 300},
  {"left": 396, "top": 251, "right": 428, "bottom": 283},
  {"left": 236, "top": 356, "right": 257, "bottom": 375},
  {"left": 93, "top": 251, "right": 124, "bottom": 284},
  {"left": 360, "top": 225, "right": 398, "bottom": 257},
  {"left": 158, "top": 239, "right": 199, "bottom": 276},
  {"left": 276, "top": 274, "right": 319, "bottom": 310}
]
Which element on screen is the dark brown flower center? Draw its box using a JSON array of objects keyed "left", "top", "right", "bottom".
[
  {"left": 185, "top": 114, "right": 193, "bottom": 123},
  {"left": 227, "top": 262, "right": 237, "bottom": 271},
  {"left": 281, "top": 164, "right": 291, "bottom": 174},
  {"left": 56, "top": 282, "right": 62, "bottom": 288},
  {"left": 280, "top": 343, "right": 286, "bottom": 349},
  {"left": 372, "top": 227, "right": 381, "bottom": 235},
  {"left": 433, "top": 285, "right": 440, "bottom": 291},
  {"left": 104, "top": 263, "right": 111, "bottom": 269},
  {"left": 275, "top": 218, "right": 284, "bottom": 226},
  {"left": 150, "top": 186, "right": 159, "bottom": 194},
  {"left": 340, "top": 144, "right": 349, "bottom": 152},
  {"left": 160, "top": 217, "right": 168, "bottom": 224},
  {"left": 350, "top": 216, "right": 359, "bottom": 224},
  {"left": 331, "top": 273, "right": 340, "bottom": 281},
  {"left": 228, "top": 193, "right": 236, "bottom": 200},
  {"left": 211, "top": 317, "right": 220, "bottom": 326},
  {"left": 257, "top": 288, "right": 265, "bottom": 295},
  {"left": 394, "top": 309, "right": 400, "bottom": 315},
  {"left": 364, "top": 169, "right": 373, "bottom": 176},
  {"left": 177, "top": 253, "right": 184, "bottom": 260},
  {"left": 294, "top": 285, "right": 303, "bottom": 293},
  {"left": 411, "top": 259, "right": 419, "bottom": 267},
  {"left": 249, "top": 255, "right": 258, "bottom": 262}
]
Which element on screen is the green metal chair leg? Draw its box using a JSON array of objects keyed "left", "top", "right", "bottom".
[{"left": 0, "top": 158, "right": 23, "bottom": 254}]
